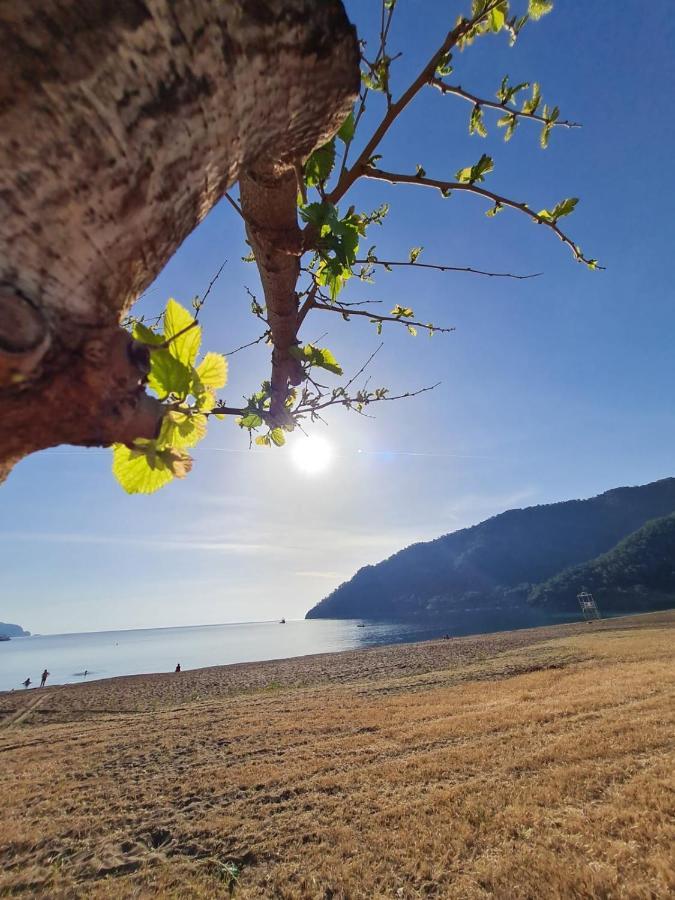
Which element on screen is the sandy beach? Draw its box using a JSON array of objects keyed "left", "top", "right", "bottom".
[{"left": 1, "top": 611, "right": 673, "bottom": 897}]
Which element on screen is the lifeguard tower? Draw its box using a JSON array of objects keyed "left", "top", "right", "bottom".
[{"left": 577, "top": 591, "right": 601, "bottom": 621}]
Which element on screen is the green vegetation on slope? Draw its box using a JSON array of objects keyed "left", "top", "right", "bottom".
[
  {"left": 530, "top": 512, "right": 675, "bottom": 611},
  {"left": 307, "top": 478, "right": 675, "bottom": 621}
]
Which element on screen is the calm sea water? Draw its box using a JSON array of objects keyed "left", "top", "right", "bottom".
[
  {"left": 0, "top": 610, "right": 592, "bottom": 693},
  {"left": 0, "top": 619, "right": 447, "bottom": 692}
]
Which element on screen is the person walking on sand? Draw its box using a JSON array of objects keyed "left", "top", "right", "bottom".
[
  {"left": 175, "top": 663, "right": 181, "bottom": 673},
  {"left": 22, "top": 677, "right": 31, "bottom": 689},
  {"left": 40, "top": 669, "right": 49, "bottom": 688}
]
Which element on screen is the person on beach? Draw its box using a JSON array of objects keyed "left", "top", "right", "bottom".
[
  {"left": 175, "top": 663, "right": 181, "bottom": 673},
  {"left": 40, "top": 669, "right": 49, "bottom": 688},
  {"left": 22, "top": 677, "right": 31, "bottom": 689}
]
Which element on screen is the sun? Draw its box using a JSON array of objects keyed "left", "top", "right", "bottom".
[{"left": 290, "top": 435, "right": 334, "bottom": 475}]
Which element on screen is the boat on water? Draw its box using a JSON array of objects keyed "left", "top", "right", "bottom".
[
  {"left": 0, "top": 635, "right": 10, "bottom": 642},
  {"left": 356, "top": 624, "right": 366, "bottom": 628},
  {"left": 279, "top": 618, "right": 286, "bottom": 624}
]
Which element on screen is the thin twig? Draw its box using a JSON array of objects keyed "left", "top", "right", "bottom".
[
  {"left": 361, "top": 167, "right": 602, "bottom": 267},
  {"left": 158, "top": 260, "right": 228, "bottom": 349},
  {"left": 336, "top": 299, "right": 384, "bottom": 307},
  {"left": 200, "top": 260, "right": 228, "bottom": 305},
  {"left": 355, "top": 259, "right": 541, "bottom": 279},
  {"left": 430, "top": 78, "right": 581, "bottom": 129},
  {"left": 301, "top": 382, "right": 441, "bottom": 415},
  {"left": 224, "top": 192, "right": 244, "bottom": 219},
  {"left": 312, "top": 301, "right": 454, "bottom": 334},
  {"left": 224, "top": 332, "right": 270, "bottom": 356},
  {"left": 337, "top": 0, "right": 396, "bottom": 181},
  {"left": 344, "top": 343, "right": 384, "bottom": 392}
]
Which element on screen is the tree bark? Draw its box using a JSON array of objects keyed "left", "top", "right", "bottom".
[{"left": 0, "top": 0, "right": 359, "bottom": 479}]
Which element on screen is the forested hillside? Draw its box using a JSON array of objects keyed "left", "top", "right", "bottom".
[
  {"left": 307, "top": 479, "right": 675, "bottom": 622},
  {"left": 529, "top": 513, "right": 675, "bottom": 611}
]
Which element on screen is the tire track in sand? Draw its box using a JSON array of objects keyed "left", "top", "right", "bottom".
[{"left": 1, "top": 692, "right": 50, "bottom": 728}]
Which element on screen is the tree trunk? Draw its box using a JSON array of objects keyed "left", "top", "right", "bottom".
[{"left": 0, "top": 0, "right": 359, "bottom": 480}]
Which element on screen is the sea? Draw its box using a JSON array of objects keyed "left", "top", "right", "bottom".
[{"left": 0, "top": 610, "right": 588, "bottom": 693}]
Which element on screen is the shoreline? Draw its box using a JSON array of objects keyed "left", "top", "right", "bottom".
[
  {"left": 1, "top": 609, "right": 671, "bottom": 719},
  {"left": 3, "top": 608, "right": 665, "bottom": 695}
]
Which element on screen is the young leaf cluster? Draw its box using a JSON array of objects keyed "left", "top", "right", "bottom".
[{"left": 113, "top": 300, "right": 227, "bottom": 493}]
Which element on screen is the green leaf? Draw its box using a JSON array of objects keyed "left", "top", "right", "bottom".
[
  {"left": 407, "top": 325, "right": 418, "bottom": 337},
  {"left": 415, "top": 164, "right": 426, "bottom": 178},
  {"left": 196, "top": 352, "right": 228, "bottom": 389},
  {"left": 304, "top": 140, "right": 336, "bottom": 188},
  {"left": 289, "top": 344, "right": 343, "bottom": 376},
  {"left": 455, "top": 153, "right": 494, "bottom": 184},
  {"left": 469, "top": 104, "right": 487, "bottom": 138},
  {"left": 496, "top": 76, "right": 529, "bottom": 106},
  {"left": 270, "top": 427, "right": 286, "bottom": 447},
  {"left": 528, "top": 0, "right": 553, "bottom": 21},
  {"left": 489, "top": 6, "right": 506, "bottom": 32},
  {"left": 112, "top": 444, "right": 191, "bottom": 494},
  {"left": 238, "top": 413, "right": 263, "bottom": 429},
  {"left": 391, "top": 304, "right": 414, "bottom": 318},
  {"left": 497, "top": 112, "right": 518, "bottom": 142},
  {"left": 538, "top": 197, "right": 578, "bottom": 222},
  {"left": 255, "top": 434, "right": 271, "bottom": 447},
  {"left": 540, "top": 121, "right": 552, "bottom": 149},
  {"left": 147, "top": 349, "right": 192, "bottom": 399},
  {"left": 317, "top": 257, "right": 350, "bottom": 301},
  {"left": 132, "top": 322, "right": 164, "bottom": 346},
  {"left": 158, "top": 411, "right": 207, "bottom": 449},
  {"left": 409, "top": 246, "right": 423, "bottom": 264},
  {"left": 362, "top": 56, "right": 391, "bottom": 94},
  {"left": 435, "top": 51, "right": 453, "bottom": 78},
  {"left": 196, "top": 389, "right": 216, "bottom": 413},
  {"left": 522, "top": 83, "right": 542, "bottom": 116},
  {"left": 337, "top": 111, "right": 356, "bottom": 144},
  {"left": 486, "top": 202, "right": 503, "bottom": 217},
  {"left": 164, "top": 299, "right": 201, "bottom": 367},
  {"left": 299, "top": 201, "right": 336, "bottom": 229}
]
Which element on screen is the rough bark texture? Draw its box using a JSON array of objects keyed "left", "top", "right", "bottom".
[
  {"left": 239, "top": 166, "right": 304, "bottom": 427},
  {"left": 0, "top": 0, "right": 359, "bottom": 479}
]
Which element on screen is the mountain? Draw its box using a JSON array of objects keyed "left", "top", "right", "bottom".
[
  {"left": 0, "top": 622, "right": 30, "bottom": 637},
  {"left": 306, "top": 478, "right": 675, "bottom": 623},
  {"left": 529, "top": 512, "right": 675, "bottom": 612}
]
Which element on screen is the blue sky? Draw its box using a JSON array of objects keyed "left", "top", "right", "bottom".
[{"left": 2, "top": 2, "right": 674, "bottom": 634}]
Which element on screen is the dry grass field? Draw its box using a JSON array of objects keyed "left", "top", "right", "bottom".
[{"left": 1, "top": 612, "right": 673, "bottom": 899}]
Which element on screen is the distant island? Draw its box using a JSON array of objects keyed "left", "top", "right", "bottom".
[
  {"left": 0, "top": 622, "right": 30, "bottom": 638},
  {"left": 307, "top": 478, "right": 675, "bottom": 626}
]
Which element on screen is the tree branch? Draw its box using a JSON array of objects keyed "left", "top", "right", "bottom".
[
  {"left": 355, "top": 259, "right": 542, "bottom": 279},
  {"left": 206, "top": 405, "right": 249, "bottom": 418},
  {"left": 430, "top": 78, "right": 581, "bottom": 129},
  {"left": 361, "top": 167, "right": 602, "bottom": 268},
  {"left": 298, "top": 382, "right": 440, "bottom": 416},
  {"left": 311, "top": 301, "right": 454, "bottom": 334},
  {"left": 326, "top": 0, "right": 503, "bottom": 206}
]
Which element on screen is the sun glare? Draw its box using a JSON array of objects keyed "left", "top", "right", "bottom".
[{"left": 290, "top": 435, "right": 334, "bottom": 475}]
